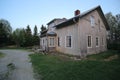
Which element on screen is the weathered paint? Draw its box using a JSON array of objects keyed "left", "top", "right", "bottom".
[{"left": 40, "top": 8, "right": 107, "bottom": 57}]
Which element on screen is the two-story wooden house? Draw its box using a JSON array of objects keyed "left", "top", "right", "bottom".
[{"left": 40, "top": 5, "right": 109, "bottom": 57}]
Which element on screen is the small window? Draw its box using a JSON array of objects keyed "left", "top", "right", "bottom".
[
  {"left": 58, "top": 37, "right": 60, "bottom": 46},
  {"left": 88, "top": 36, "right": 92, "bottom": 47},
  {"left": 66, "top": 36, "right": 71, "bottom": 47},
  {"left": 96, "top": 37, "right": 99, "bottom": 47},
  {"left": 49, "top": 38, "right": 54, "bottom": 47},
  {"left": 90, "top": 16, "right": 95, "bottom": 27}
]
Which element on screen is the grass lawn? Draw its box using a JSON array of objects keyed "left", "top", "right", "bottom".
[
  {"left": 29, "top": 50, "right": 120, "bottom": 80},
  {"left": 0, "top": 52, "right": 4, "bottom": 58}
]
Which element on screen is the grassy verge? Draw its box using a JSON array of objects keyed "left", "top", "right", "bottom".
[
  {"left": 0, "top": 52, "right": 4, "bottom": 58},
  {"left": 30, "top": 50, "right": 120, "bottom": 80},
  {"left": 86, "top": 50, "right": 119, "bottom": 60}
]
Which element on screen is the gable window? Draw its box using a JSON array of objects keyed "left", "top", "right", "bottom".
[
  {"left": 96, "top": 37, "right": 99, "bottom": 47},
  {"left": 90, "top": 16, "right": 95, "bottom": 27},
  {"left": 49, "top": 37, "right": 55, "bottom": 47},
  {"left": 98, "top": 19, "right": 100, "bottom": 31},
  {"left": 66, "top": 36, "right": 71, "bottom": 47},
  {"left": 88, "top": 36, "right": 92, "bottom": 48}
]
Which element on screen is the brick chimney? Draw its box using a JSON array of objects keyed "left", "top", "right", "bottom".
[{"left": 74, "top": 10, "right": 80, "bottom": 16}]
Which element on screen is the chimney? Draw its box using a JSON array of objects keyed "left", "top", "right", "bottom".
[{"left": 74, "top": 10, "right": 80, "bottom": 16}]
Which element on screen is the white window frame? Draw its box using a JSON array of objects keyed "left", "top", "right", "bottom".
[
  {"left": 90, "top": 16, "right": 95, "bottom": 27},
  {"left": 49, "top": 37, "right": 55, "bottom": 47},
  {"left": 96, "top": 37, "right": 99, "bottom": 47},
  {"left": 87, "top": 35, "right": 92, "bottom": 48},
  {"left": 65, "top": 36, "right": 72, "bottom": 48}
]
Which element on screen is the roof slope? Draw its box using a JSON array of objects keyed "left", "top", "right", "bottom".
[{"left": 54, "top": 5, "right": 109, "bottom": 30}]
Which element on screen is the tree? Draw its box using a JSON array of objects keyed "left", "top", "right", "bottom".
[
  {"left": 105, "top": 13, "right": 120, "bottom": 50},
  {"left": 34, "top": 25, "right": 37, "bottom": 36},
  {"left": 0, "top": 19, "right": 12, "bottom": 47},
  {"left": 12, "top": 28, "right": 26, "bottom": 47},
  {"left": 24, "top": 25, "right": 33, "bottom": 46},
  {"left": 41, "top": 25, "right": 46, "bottom": 32},
  {"left": 33, "top": 25, "right": 39, "bottom": 45}
]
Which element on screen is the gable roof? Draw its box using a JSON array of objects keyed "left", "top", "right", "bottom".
[{"left": 54, "top": 5, "right": 109, "bottom": 30}]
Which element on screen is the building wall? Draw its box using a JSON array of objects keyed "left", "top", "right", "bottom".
[
  {"left": 55, "top": 23, "right": 81, "bottom": 56},
  {"left": 40, "top": 9, "right": 107, "bottom": 57},
  {"left": 78, "top": 10, "right": 107, "bottom": 56},
  {"left": 48, "top": 18, "right": 67, "bottom": 31},
  {"left": 40, "top": 37, "right": 48, "bottom": 51}
]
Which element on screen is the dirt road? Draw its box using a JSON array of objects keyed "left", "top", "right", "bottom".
[{"left": 0, "top": 49, "right": 36, "bottom": 80}]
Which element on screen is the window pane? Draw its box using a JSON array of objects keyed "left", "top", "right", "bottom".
[
  {"left": 96, "top": 37, "right": 98, "bottom": 46},
  {"left": 90, "top": 16, "right": 95, "bottom": 27},
  {"left": 66, "top": 36, "right": 71, "bottom": 47},
  {"left": 50, "top": 38, "right": 54, "bottom": 46},
  {"left": 88, "top": 36, "right": 91, "bottom": 47}
]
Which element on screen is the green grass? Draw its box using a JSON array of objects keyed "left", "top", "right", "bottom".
[
  {"left": 29, "top": 50, "right": 120, "bottom": 80},
  {"left": 0, "top": 52, "right": 4, "bottom": 58},
  {"left": 86, "top": 50, "right": 119, "bottom": 60}
]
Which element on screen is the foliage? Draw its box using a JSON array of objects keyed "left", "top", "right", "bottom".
[
  {"left": 12, "top": 25, "right": 40, "bottom": 47},
  {"left": 0, "top": 19, "right": 12, "bottom": 47},
  {"left": 33, "top": 25, "right": 39, "bottom": 45},
  {"left": 30, "top": 51, "right": 120, "bottom": 80},
  {"left": 24, "top": 25, "right": 33, "bottom": 46},
  {"left": 12, "top": 28, "right": 26, "bottom": 47},
  {"left": 105, "top": 13, "right": 120, "bottom": 50},
  {"left": 41, "top": 25, "right": 46, "bottom": 32}
]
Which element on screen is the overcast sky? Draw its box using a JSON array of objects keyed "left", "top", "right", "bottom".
[{"left": 0, "top": 0, "right": 120, "bottom": 32}]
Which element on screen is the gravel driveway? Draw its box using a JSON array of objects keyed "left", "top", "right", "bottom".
[{"left": 0, "top": 49, "right": 36, "bottom": 80}]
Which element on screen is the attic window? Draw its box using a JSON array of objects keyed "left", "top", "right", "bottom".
[
  {"left": 98, "top": 19, "right": 100, "bottom": 31},
  {"left": 90, "top": 16, "right": 95, "bottom": 27}
]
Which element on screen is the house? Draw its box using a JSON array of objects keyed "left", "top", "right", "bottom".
[{"left": 40, "top": 5, "right": 109, "bottom": 57}]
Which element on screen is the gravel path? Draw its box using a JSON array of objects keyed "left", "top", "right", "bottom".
[{"left": 0, "top": 49, "right": 36, "bottom": 80}]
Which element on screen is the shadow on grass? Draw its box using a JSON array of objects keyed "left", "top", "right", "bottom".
[{"left": 29, "top": 50, "right": 120, "bottom": 80}]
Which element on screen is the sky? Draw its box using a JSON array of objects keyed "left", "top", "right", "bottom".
[{"left": 0, "top": 0, "right": 120, "bottom": 32}]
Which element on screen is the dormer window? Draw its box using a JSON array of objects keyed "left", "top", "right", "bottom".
[{"left": 90, "top": 16, "right": 95, "bottom": 27}]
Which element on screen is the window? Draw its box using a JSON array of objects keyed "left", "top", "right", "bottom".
[
  {"left": 66, "top": 36, "right": 71, "bottom": 47},
  {"left": 88, "top": 36, "right": 92, "bottom": 47},
  {"left": 96, "top": 37, "right": 99, "bottom": 47},
  {"left": 58, "top": 37, "right": 60, "bottom": 46},
  {"left": 90, "top": 16, "right": 95, "bottom": 27},
  {"left": 49, "top": 38, "right": 54, "bottom": 47},
  {"left": 98, "top": 19, "right": 100, "bottom": 31}
]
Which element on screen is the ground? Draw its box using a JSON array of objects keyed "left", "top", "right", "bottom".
[
  {"left": 0, "top": 49, "right": 36, "bottom": 80},
  {"left": 30, "top": 50, "right": 120, "bottom": 80}
]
